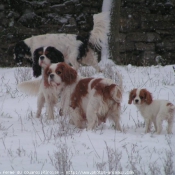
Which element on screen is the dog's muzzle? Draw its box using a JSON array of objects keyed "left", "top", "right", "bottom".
[
  {"left": 134, "top": 99, "right": 139, "bottom": 104},
  {"left": 50, "top": 74, "right": 54, "bottom": 80},
  {"left": 40, "top": 55, "right": 45, "bottom": 60}
]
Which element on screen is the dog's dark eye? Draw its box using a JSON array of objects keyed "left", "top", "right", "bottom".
[
  {"left": 45, "top": 53, "right": 50, "bottom": 57},
  {"left": 132, "top": 95, "right": 135, "bottom": 99},
  {"left": 140, "top": 96, "right": 144, "bottom": 99},
  {"left": 38, "top": 51, "right": 43, "bottom": 55},
  {"left": 57, "top": 71, "right": 61, "bottom": 75},
  {"left": 47, "top": 71, "right": 51, "bottom": 76}
]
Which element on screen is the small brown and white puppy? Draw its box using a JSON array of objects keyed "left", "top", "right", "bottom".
[
  {"left": 45, "top": 62, "right": 123, "bottom": 130},
  {"left": 128, "top": 88, "right": 175, "bottom": 134}
]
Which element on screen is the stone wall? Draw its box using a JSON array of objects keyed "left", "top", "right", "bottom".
[
  {"left": 119, "top": 0, "right": 175, "bottom": 66},
  {"left": 0, "top": 0, "right": 102, "bottom": 66},
  {"left": 0, "top": 0, "right": 175, "bottom": 67}
]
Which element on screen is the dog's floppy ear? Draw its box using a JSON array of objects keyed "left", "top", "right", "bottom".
[
  {"left": 43, "top": 66, "right": 50, "bottom": 88},
  {"left": 47, "top": 46, "right": 64, "bottom": 63},
  {"left": 144, "top": 89, "right": 152, "bottom": 105},
  {"left": 32, "top": 47, "right": 42, "bottom": 77},
  {"left": 128, "top": 89, "right": 136, "bottom": 104},
  {"left": 57, "top": 63, "right": 77, "bottom": 85}
]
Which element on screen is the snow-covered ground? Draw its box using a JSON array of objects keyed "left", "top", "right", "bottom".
[{"left": 0, "top": 59, "right": 175, "bottom": 175}]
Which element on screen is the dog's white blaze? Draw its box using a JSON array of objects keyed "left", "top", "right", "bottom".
[
  {"left": 43, "top": 46, "right": 47, "bottom": 52},
  {"left": 134, "top": 89, "right": 141, "bottom": 104}
]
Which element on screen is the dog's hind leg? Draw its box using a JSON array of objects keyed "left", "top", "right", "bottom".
[
  {"left": 152, "top": 118, "right": 157, "bottom": 132},
  {"left": 86, "top": 106, "right": 98, "bottom": 130},
  {"left": 156, "top": 114, "right": 163, "bottom": 134},
  {"left": 108, "top": 103, "right": 122, "bottom": 131},
  {"left": 167, "top": 114, "right": 174, "bottom": 134},
  {"left": 36, "top": 92, "right": 45, "bottom": 118},
  {"left": 86, "top": 115, "right": 98, "bottom": 130},
  {"left": 71, "top": 108, "right": 86, "bottom": 129}
]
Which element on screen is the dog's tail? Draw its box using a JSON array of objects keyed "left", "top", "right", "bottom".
[
  {"left": 89, "top": 12, "right": 109, "bottom": 49},
  {"left": 18, "top": 78, "right": 41, "bottom": 96},
  {"left": 103, "top": 78, "right": 122, "bottom": 104}
]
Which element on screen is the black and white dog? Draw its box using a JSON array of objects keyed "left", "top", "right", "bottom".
[
  {"left": 14, "top": 12, "right": 109, "bottom": 73},
  {"left": 32, "top": 46, "right": 65, "bottom": 77}
]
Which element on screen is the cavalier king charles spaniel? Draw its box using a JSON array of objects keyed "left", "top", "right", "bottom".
[
  {"left": 128, "top": 88, "right": 175, "bottom": 134},
  {"left": 43, "top": 62, "right": 123, "bottom": 130},
  {"left": 18, "top": 47, "right": 65, "bottom": 119},
  {"left": 32, "top": 46, "right": 65, "bottom": 77},
  {"left": 14, "top": 12, "right": 109, "bottom": 73}
]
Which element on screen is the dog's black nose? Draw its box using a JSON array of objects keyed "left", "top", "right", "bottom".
[
  {"left": 40, "top": 55, "right": 45, "bottom": 60},
  {"left": 50, "top": 74, "right": 54, "bottom": 79},
  {"left": 135, "top": 99, "right": 139, "bottom": 103}
]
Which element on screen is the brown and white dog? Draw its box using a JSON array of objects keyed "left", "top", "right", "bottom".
[
  {"left": 44, "top": 62, "right": 123, "bottom": 130},
  {"left": 18, "top": 47, "right": 65, "bottom": 119},
  {"left": 128, "top": 88, "right": 175, "bottom": 134}
]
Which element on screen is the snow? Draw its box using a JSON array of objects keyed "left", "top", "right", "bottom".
[
  {"left": 0, "top": 1, "right": 175, "bottom": 174},
  {"left": 0, "top": 60, "right": 175, "bottom": 174}
]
